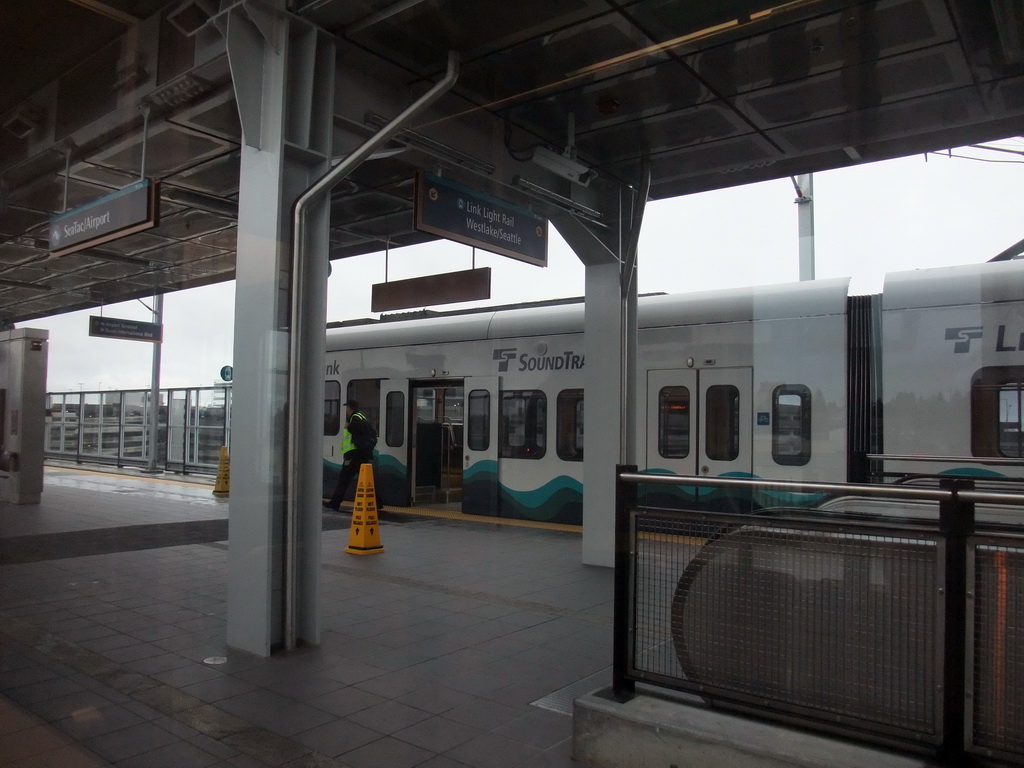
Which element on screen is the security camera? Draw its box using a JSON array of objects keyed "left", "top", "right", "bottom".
[{"left": 530, "top": 146, "right": 597, "bottom": 187}]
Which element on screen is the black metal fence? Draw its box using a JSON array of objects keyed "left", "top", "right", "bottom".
[{"left": 613, "top": 467, "right": 1024, "bottom": 766}]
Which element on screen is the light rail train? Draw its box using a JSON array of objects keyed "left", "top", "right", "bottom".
[{"left": 322, "top": 260, "right": 1024, "bottom": 524}]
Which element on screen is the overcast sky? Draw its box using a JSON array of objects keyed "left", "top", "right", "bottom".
[{"left": 26, "top": 140, "right": 1024, "bottom": 393}]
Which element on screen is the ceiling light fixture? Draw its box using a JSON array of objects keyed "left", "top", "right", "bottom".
[
  {"left": 568, "top": 0, "right": 821, "bottom": 79},
  {"left": 364, "top": 112, "right": 495, "bottom": 176},
  {"left": 513, "top": 176, "right": 603, "bottom": 224}
]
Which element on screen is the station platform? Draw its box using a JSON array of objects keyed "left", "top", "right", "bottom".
[{"left": 0, "top": 466, "right": 612, "bottom": 767}]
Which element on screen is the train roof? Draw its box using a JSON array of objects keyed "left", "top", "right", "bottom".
[
  {"left": 325, "top": 277, "right": 853, "bottom": 351},
  {"left": 639, "top": 277, "right": 851, "bottom": 328},
  {"left": 882, "top": 260, "right": 1024, "bottom": 311}
]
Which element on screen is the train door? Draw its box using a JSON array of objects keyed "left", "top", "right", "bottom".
[
  {"left": 376, "top": 380, "right": 408, "bottom": 506},
  {"left": 410, "top": 381, "right": 464, "bottom": 505},
  {"left": 646, "top": 367, "right": 753, "bottom": 478},
  {"left": 697, "top": 367, "right": 752, "bottom": 478},
  {"left": 463, "top": 376, "right": 499, "bottom": 516}
]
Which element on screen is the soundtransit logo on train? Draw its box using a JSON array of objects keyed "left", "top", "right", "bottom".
[
  {"left": 945, "top": 325, "right": 1024, "bottom": 353},
  {"left": 492, "top": 348, "right": 585, "bottom": 372},
  {"left": 945, "top": 326, "right": 983, "bottom": 353}
]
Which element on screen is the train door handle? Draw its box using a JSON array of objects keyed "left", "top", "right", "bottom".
[{"left": 700, "top": 465, "right": 709, "bottom": 475}]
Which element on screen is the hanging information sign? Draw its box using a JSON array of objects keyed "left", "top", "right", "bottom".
[
  {"left": 88, "top": 316, "right": 163, "bottom": 343},
  {"left": 415, "top": 172, "right": 547, "bottom": 267},
  {"left": 49, "top": 179, "right": 159, "bottom": 257}
]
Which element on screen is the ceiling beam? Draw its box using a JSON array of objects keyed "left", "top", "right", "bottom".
[{"left": 66, "top": 0, "right": 140, "bottom": 26}]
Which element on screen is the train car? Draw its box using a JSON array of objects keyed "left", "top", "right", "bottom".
[
  {"left": 630, "top": 278, "right": 852, "bottom": 513},
  {"left": 322, "top": 260, "right": 1024, "bottom": 525},
  {"left": 878, "top": 262, "right": 1024, "bottom": 483},
  {"left": 323, "top": 299, "right": 590, "bottom": 522}
]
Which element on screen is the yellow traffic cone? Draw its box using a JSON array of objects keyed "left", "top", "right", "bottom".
[
  {"left": 345, "top": 463, "right": 383, "bottom": 555},
  {"left": 213, "top": 446, "right": 230, "bottom": 496}
]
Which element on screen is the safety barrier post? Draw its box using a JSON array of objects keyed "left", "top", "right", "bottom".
[
  {"left": 612, "top": 464, "right": 637, "bottom": 702},
  {"left": 938, "top": 477, "right": 974, "bottom": 766}
]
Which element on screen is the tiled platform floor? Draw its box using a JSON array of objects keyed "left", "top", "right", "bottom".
[{"left": 1, "top": 467, "right": 613, "bottom": 767}]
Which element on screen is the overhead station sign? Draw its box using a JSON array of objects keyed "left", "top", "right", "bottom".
[
  {"left": 49, "top": 179, "right": 159, "bottom": 257},
  {"left": 89, "top": 316, "right": 163, "bottom": 343},
  {"left": 415, "top": 172, "right": 547, "bottom": 267}
]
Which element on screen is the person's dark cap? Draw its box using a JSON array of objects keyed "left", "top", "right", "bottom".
[{"left": 343, "top": 400, "right": 358, "bottom": 408}]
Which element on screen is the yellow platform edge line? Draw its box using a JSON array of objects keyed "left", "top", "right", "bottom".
[{"left": 47, "top": 465, "right": 213, "bottom": 490}]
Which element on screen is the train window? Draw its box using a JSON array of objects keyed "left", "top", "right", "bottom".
[
  {"left": 705, "top": 385, "right": 739, "bottom": 461},
  {"left": 556, "top": 389, "right": 584, "bottom": 461},
  {"left": 772, "top": 384, "right": 811, "bottom": 466},
  {"left": 971, "top": 366, "right": 1024, "bottom": 457},
  {"left": 467, "top": 389, "right": 490, "bottom": 451},
  {"left": 324, "top": 380, "right": 341, "bottom": 436},
  {"left": 998, "top": 386, "right": 1024, "bottom": 457},
  {"left": 347, "top": 379, "right": 381, "bottom": 435},
  {"left": 444, "top": 387, "right": 464, "bottom": 424},
  {"left": 385, "top": 391, "right": 404, "bottom": 447},
  {"left": 658, "top": 386, "right": 690, "bottom": 459},
  {"left": 499, "top": 390, "right": 546, "bottom": 459},
  {"left": 416, "top": 388, "right": 437, "bottom": 423}
]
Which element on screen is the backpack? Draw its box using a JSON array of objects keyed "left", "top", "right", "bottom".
[{"left": 350, "top": 411, "right": 377, "bottom": 452}]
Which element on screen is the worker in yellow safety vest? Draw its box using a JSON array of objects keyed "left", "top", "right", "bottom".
[{"left": 324, "top": 400, "right": 377, "bottom": 511}]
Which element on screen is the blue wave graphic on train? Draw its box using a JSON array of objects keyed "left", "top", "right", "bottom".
[
  {"left": 463, "top": 461, "right": 583, "bottom": 524},
  {"left": 324, "top": 456, "right": 583, "bottom": 523}
]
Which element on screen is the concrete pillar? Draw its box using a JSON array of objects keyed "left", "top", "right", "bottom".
[
  {"left": 0, "top": 328, "right": 48, "bottom": 504},
  {"left": 224, "top": 3, "right": 333, "bottom": 655}
]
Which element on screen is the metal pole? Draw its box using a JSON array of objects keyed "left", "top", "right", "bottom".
[
  {"left": 938, "top": 477, "right": 974, "bottom": 766},
  {"left": 62, "top": 146, "right": 71, "bottom": 213},
  {"left": 284, "top": 51, "right": 460, "bottom": 650},
  {"left": 612, "top": 464, "right": 637, "bottom": 701},
  {"left": 794, "top": 173, "right": 815, "bottom": 281},
  {"left": 145, "top": 294, "right": 163, "bottom": 473},
  {"left": 619, "top": 162, "right": 649, "bottom": 466},
  {"left": 140, "top": 103, "right": 150, "bottom": 180}
]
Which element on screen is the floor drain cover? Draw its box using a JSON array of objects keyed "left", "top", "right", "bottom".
[{"left": 530, "top": 667, "right": 610, "bottom": 715}]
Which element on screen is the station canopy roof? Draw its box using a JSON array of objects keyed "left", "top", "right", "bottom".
[{"left": 0, "top": 0, "right": 1022, "bottom": 324}]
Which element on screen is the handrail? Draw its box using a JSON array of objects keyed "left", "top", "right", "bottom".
[
  {"left": 618, "top": 472, "right": 951, "bottom": 501},
  {"left": 867, "top": 453, "right": 1024, "bottom": 466},
  {"left": 959, "top": 490, "right": 1024, "bottom": 506},
  {"left": 621, "top": 471, "right": 1024, "bottom": 508}
]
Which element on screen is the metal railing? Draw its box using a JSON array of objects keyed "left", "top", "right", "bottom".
[
  {"left": 613, "top": 467, "right": 1024, "bottom": 766},
  {"left": 45, "top": 387, "right": 231, "bottom": 474}
]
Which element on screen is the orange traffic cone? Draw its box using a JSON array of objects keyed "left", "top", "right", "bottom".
[
  {"left": 345, "top": 464, "right": 383, "bottom": 555},
  {"left": 212, "top": 446, "right": 229, "bottom": 496}
]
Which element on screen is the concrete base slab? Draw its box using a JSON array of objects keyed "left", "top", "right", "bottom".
[{"left": 572, "top": 689, "right": 940, "bottom": 768}]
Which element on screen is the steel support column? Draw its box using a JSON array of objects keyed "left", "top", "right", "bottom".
[
  {"left": 551, "top": 172, "right": 647, "bottom": 568},
  {"left": 224, "top": 1, "right": 334, "bottom": 656}
]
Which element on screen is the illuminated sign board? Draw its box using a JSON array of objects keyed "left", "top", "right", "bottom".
[
  {"left": 49, "top": 179, "right": 159, "bottom": 257},
  {"left": 415, "top": 172, "right": 547, "bottom": 267}
]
